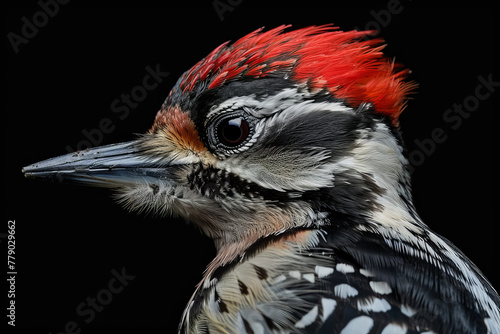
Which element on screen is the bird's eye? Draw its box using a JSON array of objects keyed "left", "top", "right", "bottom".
[
  {"left": 207, "top": 111, "right": 256, "bottom": 155},
  {"left": 217, "top": 117, "right": 249, "bottom": 147}
]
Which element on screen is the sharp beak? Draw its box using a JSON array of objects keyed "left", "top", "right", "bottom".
[{"left": 22, "top": 140, "right": 173, "bottom": 188}]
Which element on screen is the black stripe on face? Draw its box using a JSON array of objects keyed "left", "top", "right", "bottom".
[
  {"left": 186, "top": 162, "right": 293, "bottom": 202},
  {"left": 258, "top": 107, "right": 375, "bottom": 164}
]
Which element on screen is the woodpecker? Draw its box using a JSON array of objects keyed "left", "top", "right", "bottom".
[{"left": 23, "top": 25, "right": 499, "bottom": 333}]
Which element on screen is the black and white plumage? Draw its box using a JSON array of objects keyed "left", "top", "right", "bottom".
[{"left": 22, "top": 25, "right": 500, "bottom": 333}]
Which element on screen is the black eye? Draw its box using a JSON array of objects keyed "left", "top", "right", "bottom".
[
  {"left": 207, "top": 111, "right": 256, "bottom": 155},
  {"left": 217, "top": 117, "right": 250, "bottom": 147}
]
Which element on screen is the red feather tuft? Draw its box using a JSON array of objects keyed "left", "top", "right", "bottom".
[{"left": 179, "top": 25, "right": 415, "bottom": 124}]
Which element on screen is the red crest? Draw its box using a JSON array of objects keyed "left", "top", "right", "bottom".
[{"left": 179, "top": 25, "right": 414, "bottom": 124}]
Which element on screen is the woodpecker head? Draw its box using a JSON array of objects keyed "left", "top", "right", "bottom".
[{"left": 23, "top": 25, "right": 415, "bottom": 265}]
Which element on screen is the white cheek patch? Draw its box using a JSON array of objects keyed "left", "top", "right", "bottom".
[{"left": 223, "top": 147, "right": 335, "bottom": 192}]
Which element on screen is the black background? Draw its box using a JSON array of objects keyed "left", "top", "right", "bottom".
[{"left": 4, "top": 2, "right": 499, "bottom": 333}]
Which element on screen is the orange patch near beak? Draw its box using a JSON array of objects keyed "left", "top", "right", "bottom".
[{"left": 150, "top": 105, "right": 206, "bottom": 153}]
